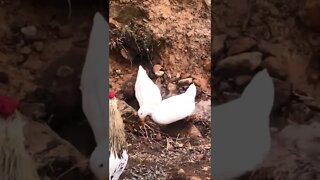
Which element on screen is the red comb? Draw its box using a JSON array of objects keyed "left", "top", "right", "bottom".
[
  {"left": 109, "top": 90, "right": 116, "bottom": 99},
  {"left": 0, "top": 96, "right": 18, "bottom": 119}
]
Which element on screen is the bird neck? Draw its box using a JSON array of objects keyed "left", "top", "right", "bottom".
[{"left": 109, "top": 98, "right": 127, "bottom": 158}]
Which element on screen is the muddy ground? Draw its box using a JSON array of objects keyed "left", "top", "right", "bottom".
[{"left": 0, "top": 0, "right": 211, "bottom": 180}]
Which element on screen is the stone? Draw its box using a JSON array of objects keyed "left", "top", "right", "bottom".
[
  {"left": 178, "top": 78, "right": 193, "bottom": 85},
  {"left": 263, "top": 56, "right": 288, "bottom": 80},
  {"left": 21, "top": 25, "right": 37, "bottom": 40},
  {"left": 33, "top": 41, "right": 44, "bottom": 52},
  {"left": 227, "top": 36, "right": 257, "bottom": 55},
  {"left": 217, "top": 52, "right": 262, "bottom": 76},
  {"left": 234, "top": 75, "right": 252, "bottom": 87},
  {"left": 213, "top": 34, "right": 227, "bottom": 56}
]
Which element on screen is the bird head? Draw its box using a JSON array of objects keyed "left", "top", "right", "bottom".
[
  {"left": 0, "top": 96, "right": 19, "bottom": 120},
  {"left": 89, "top": 142, "right": 108, "bottom": 180},
  {"left": 137, "top": 106, "right": 151, "bottom": 124},
  {"left": 109, "top": 90, "right": 116, "bottom": 99}
]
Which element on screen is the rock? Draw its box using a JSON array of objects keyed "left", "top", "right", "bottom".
[
  {"left": 204, "top": 59, "right": 211, "bottom": 71},
  {"left": 177, "top": 169, "right": 185, "bottom": 175},
  {"left": 19, "top": 46, "right": 32, "bottom": 55},
  {"left": 33, "top": 41, "right": 44, "bottom": 52},
  {"left": 115, "top": 69, "right": 122, "bottom": 75},
  {"left": 217, "top": 52, "right": 262, "bottom": 76},
  {"left": 188, "top": 176, "right": 202, "bottom": 180},
  {"left": 298, "top": 0, "right": 320, "bottom": 32},
  {"left": 56, "top": 65, "right": 74, "bottom": 77},
  {"left": 0, "top": 71, "right": 9, "bottom": 84},
  {"left": 21, "top": 25, "right": 37, "bottom": 40},
  {"left": 262, "top": 56, "right": 288, "bottom": 80},
  {"left": 23, "top": 56, "right": 44, "bottom": 72},
  {"left": 153, "top": 64, "right": 164, "bottom": 77},
  {"left": 181, "top": 73, "right": 191, "bottom": 79},
  {"left": 178, "top": 78, "right": 193, "bottom": 85},
  {"left": 234, "top": 75, "right": 252, "bottom": 87},
  {"left": 167, "top": 82, "right": 176, "bottom": 94},
  {"left": 117, "top": 98, "right": 137, "bottom": 117},
  {"left": 227, "top": 36, "right": 257, "bottom": 55},
  {"left": 186, "top": 124, "right": 202, "bottom": 138},
  {"left": 213, "top": 34, "right": 227, "bottom": 56},
  {"left": 155, "top": 71, "right": 164, "bottom": 77},
  {"left": 23, "top": 118, "right": 91, "bottom": 178}
]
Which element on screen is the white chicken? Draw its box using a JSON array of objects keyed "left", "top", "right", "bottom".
[
  {"left": 80, "top": 12, "right": 109, "bottom": 179},
  {"left": 0, "top": 96, "right": 41, "bottom": 180},
  {"left": 213, "top": 69, "right": 274, "bottom": 180},
  {"left": 135, "top": 65, "right": 162, "bottom": 124},
  {"left": 150, "top": 83, "right": 197, "bottom": 125}
]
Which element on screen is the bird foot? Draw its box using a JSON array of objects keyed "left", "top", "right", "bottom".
[{"left": 139, "top": 122, "right": 156, "bottom": 139}]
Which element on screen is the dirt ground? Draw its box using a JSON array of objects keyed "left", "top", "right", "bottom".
[
  {"left": 214, "top": 0, "right": 320, "bottom": 179},
  {"left": 109, "top": 0, "right": 211, "bottom": 179},
  {"left": 0, "top": 0, "right": 211, "bottom": 180}
]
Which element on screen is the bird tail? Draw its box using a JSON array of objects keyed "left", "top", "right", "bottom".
[
  {"left": 137, "top": 65, "right": 147, "bottom": 78},
  {"left": 240, "top": 69, "right": 274, "bottom": 114},
  {"left": 185, "top": 83, "right": 197, "bottom": 98},
  {"left": 0, "top": 112, "right": 40, "bottom": 180}
]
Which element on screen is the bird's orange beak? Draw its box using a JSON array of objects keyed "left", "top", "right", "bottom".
[{"left": 139, "top": 117, "right": 145, "bottom": 125}]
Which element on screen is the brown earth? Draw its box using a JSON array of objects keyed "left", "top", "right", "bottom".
[{"left": 0, "top": 0, "right": 211, "bottom": 180}]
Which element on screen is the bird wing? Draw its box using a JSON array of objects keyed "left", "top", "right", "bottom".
[
  {"left": 135, "top": 66, "right": 162, "bottom": 107},
  {"left": 151, "top": 84, "right": 196, "bottom": 125},
  {"left": 80, "top": 12, "right": 108, "bottom": 144},
  {"left": 213, "top": 70, "right": 274, "bottom": 180}
]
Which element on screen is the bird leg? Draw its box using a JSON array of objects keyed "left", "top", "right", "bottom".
[{"left": 139, "top": 118, "right": 156, "bottom": 139}]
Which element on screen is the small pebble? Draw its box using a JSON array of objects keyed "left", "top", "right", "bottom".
[
  {"left": 178, "top": 78, "right": 193, "bottom": 85},
  {"left": 21, "top": 25, "right": 37, "bottom": 39},
  {"left": 115, "top": 69, "right": 122, "bottom": 75},
  {"left": 33, "top": 41, "right": 44, "bottom": 52},
  {"left": 56, "top": 65, "right": 74, "bottom": 77}
]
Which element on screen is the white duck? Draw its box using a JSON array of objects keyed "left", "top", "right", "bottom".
[
  {"left": 135, "top": 65, "right": 162, "bottom": 124},
  {"left": 213, "top": 69, "right": 274, "bottom": 180},
  {"left": 150, "top": 83, "right": 197, "bottom": 125},
  {"left": 80, "top": 12, "right": 109, "bottom": 179}
]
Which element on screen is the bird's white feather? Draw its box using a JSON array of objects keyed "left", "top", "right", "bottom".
[
  {"left": 213, "top": 69, "right": 274, "bottom": 180},
  {"left": 0, "top": 112, "right": 40, "bottom": 180},
  {"left": 109, "top": 150, "right": 128, "bottom": 180},
  {"left": 80, "top": 12, "right": 108, "bottom": 145},
  {"left": 135, "top": 65, "right": 162, "bottom": 110},
  {"left": 151, "top": 83, "right": 197, "bottom": 125}
]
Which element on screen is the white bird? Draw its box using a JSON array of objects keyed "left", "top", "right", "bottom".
[
  {"left": 135, "top": 65, "right": 162, "bottom": 124},
  {"left": 0, "top": 96, "right": 41, "bottom": 180},
  {"left": 150, "top": 83, "right": 197, "bottom": 125},
  {"left": 80, "top": 12, "right": 109, "bottom": 179},
  {"left": 213, "top": 69, "right": 274, "bottom": 180}
]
